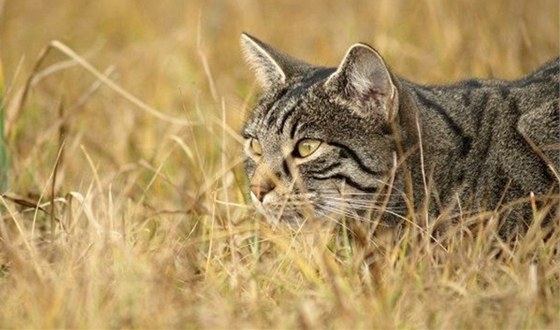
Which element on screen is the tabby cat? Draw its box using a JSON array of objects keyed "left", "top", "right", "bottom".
[{"left": 240, "top": 33, "right": 559, "bottom": 237}]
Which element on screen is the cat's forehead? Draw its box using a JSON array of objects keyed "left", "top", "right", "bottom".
[
  {"left": 248, "top": 69, "right": 331, "bottom": 121},
  {"left": 248, "top": 88, "right": 324, "bottom": 138},
  {"left": 265, "top": 67, "right": 332, "bottom": 101}
]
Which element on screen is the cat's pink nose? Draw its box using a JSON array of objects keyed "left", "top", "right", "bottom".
[{"left": 250, "top": 181, "right": 275, "bottom": 202}]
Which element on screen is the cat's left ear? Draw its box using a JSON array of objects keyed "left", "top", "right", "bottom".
[
  {"left": 325, "top": 43, "right": 397, "bottom": 120},
  {"left": 240, "top": 33, "right": 310, "bottom": 91}
]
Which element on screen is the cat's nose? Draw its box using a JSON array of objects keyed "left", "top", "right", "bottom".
[{"left": 250, "top": 180, "right": 275, "bottom": 202}]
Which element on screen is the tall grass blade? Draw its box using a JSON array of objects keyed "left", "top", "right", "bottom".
[{"left": 0, "top": 54, "right": 9, "bottom": 192}]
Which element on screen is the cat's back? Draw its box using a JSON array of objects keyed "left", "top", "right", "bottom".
[
  {"left": 408, "top": 57, "right": 559, "bottom": 140},
  {"left": 414, "top": 57, "right": 559, "bottom": 102},
  {"left": 509, "top": 57, "right": 559, "bottom": 112},
  {"left": 518, "top": 56, "right": 560, "bottom": 83},
  {"left": 515, "top": 57, "right": 560, "bottom": 174},
  {"left": 403, "top": 57, "right": 559, "bottom": 215}
]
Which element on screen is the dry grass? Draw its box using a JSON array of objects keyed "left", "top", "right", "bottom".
[{"left": 0, "top": 0, "right": 559, "bottom": 328}]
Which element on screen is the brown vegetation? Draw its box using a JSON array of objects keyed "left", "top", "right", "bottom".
[{"left": 0, "top": 0, "right": 558, "bottom": 328}]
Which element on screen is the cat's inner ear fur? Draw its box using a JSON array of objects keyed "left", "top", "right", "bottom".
[
  {"left": 240, "top": 33, "right": 310, "bottom": 90},
  {"left": 325, "top": 43, "right": 397, "bottom": 120}
]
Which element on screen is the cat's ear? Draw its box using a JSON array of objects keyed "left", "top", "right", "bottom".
[
  {"left": 325, "top": 43, "right": 397, "bottom": 119},
  {"left": 240, "top": 33, "right": 309, "bottom": 90}
]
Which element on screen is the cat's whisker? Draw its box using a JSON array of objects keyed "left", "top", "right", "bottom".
[
  {"left": 319, "top": 199, "right": 391, "bottom": 216},
  {"left": 320, "top": 196, "right": 405, "bottom": 210},
  {"left": 322, "top": 203, "right": 407, "bottom": 220},
  {"left": 316, "top": 204, "right": 392, "bottom": 227},
  {"left": 319, "top": 191, "right": 390, "bottom": 198},
  {"left": 318, "top": 188, "right": 404, "bottom": 199}
]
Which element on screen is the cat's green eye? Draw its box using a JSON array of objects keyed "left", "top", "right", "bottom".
[
  {"left": 296, "top": 139, "right": 322, "bottom": 158},
  {"left": 249, "top": 138, "right": 262, "bottom": 156}
]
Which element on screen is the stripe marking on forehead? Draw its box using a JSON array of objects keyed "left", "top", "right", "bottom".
[{"left": 262, "top": 85, "right": 305, "bottom": 129}]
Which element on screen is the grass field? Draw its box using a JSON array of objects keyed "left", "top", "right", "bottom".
[{"left": 0, "top": 0, "right": 559, "bottom": 328}]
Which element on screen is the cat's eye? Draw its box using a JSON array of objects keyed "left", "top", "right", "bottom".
[
  {"left": 249, "top": 138, "right": 262, "bottom": 156},
  {"left": 296, "top": 139, "right": 322, "bottom": 158}
]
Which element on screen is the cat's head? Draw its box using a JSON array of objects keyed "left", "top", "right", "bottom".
[{"left": 241, "top": 33, "right": 401, "bottom": 227}]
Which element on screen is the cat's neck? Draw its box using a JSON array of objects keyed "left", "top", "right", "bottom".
[{"left": 393, "top": 78, "right": 476, "bottom": 203}]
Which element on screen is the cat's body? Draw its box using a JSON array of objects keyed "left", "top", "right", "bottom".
[
  {"left": 397, "top": 61, "right": 559, "bottom": 232},
  {"left": 240, "top": 33, "right": 559, "bottom": 236}
]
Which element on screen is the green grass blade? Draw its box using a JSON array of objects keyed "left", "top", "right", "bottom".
[{"left": 0, "top": 55, "right": 9, "bottom": 192}]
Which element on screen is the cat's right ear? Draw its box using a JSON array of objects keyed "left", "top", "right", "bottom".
[
  {"left": 240, "top": 33, "right": 307, "bottom": 90},
  {"left": 325, "top": 43, "right": 397, "bottom": 120}
]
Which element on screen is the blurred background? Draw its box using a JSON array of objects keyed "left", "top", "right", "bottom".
[{"left": 0, "top": 1, "right": 558, "bottom": 328}]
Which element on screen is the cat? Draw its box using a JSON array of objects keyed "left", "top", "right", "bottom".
[{"left": 240, "top": 32, "right": 559, "bottom": 238}]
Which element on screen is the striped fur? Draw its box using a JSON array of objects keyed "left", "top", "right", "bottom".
[{"left": 241, "top": 33, "right": 559, "bottom": 236}]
